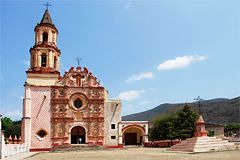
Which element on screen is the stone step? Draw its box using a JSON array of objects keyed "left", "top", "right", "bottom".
[
  {"left": 172, "top": 140, "right": 232, "bottom": 148},
  {"left": 171, "top": 145, "right": 236, "bottom": 152},
  {"left": 171, "top": 144, "right": 235, "bottom": 151},
  {"left": 173, "top": 139, "right": 229, "bottom": 146},
  {"left": 169, "top": 136, "right": 237, "bottom": 153},
  {"left": 195, "top": 141, "right": 230, "bottom": 145},
  {"left": 194, "top": 143, "right": 235, "bottom": 149},
  {"left": 193, "top": 146, "right": 236, "bottom": 152},
  {"left": 172, "top": 144, "right": 235, "bottom": 150}
]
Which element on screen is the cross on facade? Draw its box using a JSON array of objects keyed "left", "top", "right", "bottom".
[
  {"left": 75, "top": 57, "right": 82, "bottom": 66},
  {"left": 43, "top": 2, "right": 52, "bottom": 10}
]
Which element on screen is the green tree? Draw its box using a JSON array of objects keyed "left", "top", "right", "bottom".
[
  {"left": 150, "top": 104, "right": 198, "bottom": 145},
  {"left": 224, "top": 123, "right": 240, "bottom": 137},
  {"left": 1, "top": 117, "right": 21, "bottom": 138},
  {"left": 150, "top": 114, "right": 177, "bottom": 146},
  {"left": 2, "top": 117, "right": 13, "bottom": 130},
  {"left": 174, "top": 104, "right": 198, "bottom": 140}
]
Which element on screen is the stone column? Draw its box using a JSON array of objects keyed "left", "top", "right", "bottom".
[
  {"left": 49, "top": 51, "right": 53, "bottom": 68},
  {"left": 39, "top": 30, "right": 43, "bottom": 43},
  {"left": 34, "top": 53, "right": 38, "bottom": 68},
  {"left": 47, "top": 52, "right": 50, "bottom": 67},
  {"left": 37, "top": 52, "right": 41, "bottom": 67},
  {"left": 48, "top": 30, "right": 52, "bottom": 43},
  {"left": 55, "top": 33, "right": 57, "bottom": 45},
  {"left": 57, "top": 57, "right": 60, "bottom": 71}
]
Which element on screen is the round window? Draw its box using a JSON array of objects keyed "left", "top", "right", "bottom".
[
  {"left": 36, "top": 129, "right": 47, "bottom": 138},
  {"left": 74, "top": 98, "right": 82, "bottom": 109}
]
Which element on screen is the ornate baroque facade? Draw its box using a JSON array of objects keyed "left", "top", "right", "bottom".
[{"left": 21, "top": 9, "right": 148, "bottom": 151}]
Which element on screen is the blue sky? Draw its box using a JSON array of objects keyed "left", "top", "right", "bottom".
[{"left": 0, "top": 0, "right": 239, "bottom": 120}]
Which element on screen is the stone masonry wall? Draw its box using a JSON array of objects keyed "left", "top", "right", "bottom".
[
  {"left": 104, "top": 100, "right": 121, "bottom": 146},
  {"left": 30, "top": 86, "right": 52, "bottom": 149}
]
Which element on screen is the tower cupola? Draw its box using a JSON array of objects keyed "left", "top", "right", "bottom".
[{"left": 28, "top": 9, "right": 61, "bottom": 74}]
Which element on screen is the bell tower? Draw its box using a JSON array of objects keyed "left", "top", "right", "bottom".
[
  {"left": 22, "top": 9, "right": 61, "bottom": 147},
  {"left": 26, "top": 9, "right": 61, "bottom": 86}
]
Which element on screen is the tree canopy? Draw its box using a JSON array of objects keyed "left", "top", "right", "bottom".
[
  {"left": 1, "top": 117, "right": 21, "bottom": 138},
  {"left": 149, "top": 104, "right": 198, "bottom": 145},
  {"left": 224, "top": 123, "right": 240, "bottom": 137}
]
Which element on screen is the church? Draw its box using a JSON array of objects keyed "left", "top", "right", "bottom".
[{"left": 21, "top": 9, "right": 148, "bottom": 151}]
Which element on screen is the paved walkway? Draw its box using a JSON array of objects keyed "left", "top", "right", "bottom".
[{"left": 2, "top": 152, "right": 37, "bottom": 160}]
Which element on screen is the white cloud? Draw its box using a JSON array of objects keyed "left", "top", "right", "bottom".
[
  {"left": 125, "top": 2, "right": 131, "bottom": 10},
  {"left": 125, "top": 72, "right": 153, "bottom": 83},
  {"left": 138, "top": 100, "right": 157, "bottom": 106},
  {"left": 117, "top": 90, "right": 144, "bottom": 101},
  {"left": 157, "top": 55, "right": 206, "bottom": 70}
]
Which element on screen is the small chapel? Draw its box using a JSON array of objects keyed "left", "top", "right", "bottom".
[{"left": 21, "top": 9, "right": 148, "bottom": 151}]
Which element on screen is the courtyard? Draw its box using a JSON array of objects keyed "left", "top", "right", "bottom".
[{"left": 24, "top": 148, "right": 240, "bottom": 160}]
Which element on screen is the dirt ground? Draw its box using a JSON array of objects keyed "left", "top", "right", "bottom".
[{"left": 24, "top": 148, "right": 240, "bottom": 160}]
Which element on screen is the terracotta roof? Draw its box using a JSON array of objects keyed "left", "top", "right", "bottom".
[{"left": 41, "top": 9, "right": 53, "bottom": 24}]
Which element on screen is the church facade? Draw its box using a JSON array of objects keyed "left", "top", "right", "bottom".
[{"left": 21, "top": 9, "right": 148, "bottom": 151}]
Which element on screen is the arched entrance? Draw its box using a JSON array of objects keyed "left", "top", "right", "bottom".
[
  {"left": 123, "top": 126, "right": 145, "bottom": 145},
  {"left": 71, "top": 126, "right": 86, "bottom": 144}
]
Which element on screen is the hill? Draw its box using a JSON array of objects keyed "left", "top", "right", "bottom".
[{"left": 122, "top": 97, "right": 240, "bottom": 124}]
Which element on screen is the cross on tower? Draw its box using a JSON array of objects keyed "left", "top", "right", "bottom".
[
  {"left": 43, "top": 2, "right": 52, "bottom": 10},
  {"left": 75, "top": 57, "right": 82, "bottom": 66}
]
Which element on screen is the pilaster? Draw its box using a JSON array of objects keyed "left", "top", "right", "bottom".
[{"left": 22, "top": 83, "right": 31, "bottom": 145}]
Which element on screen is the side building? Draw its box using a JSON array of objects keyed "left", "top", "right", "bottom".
[{"left": 21, "top": 9, "right": 148, "bottom": 151}]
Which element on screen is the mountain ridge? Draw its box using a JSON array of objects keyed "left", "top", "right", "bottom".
[{"left": 122, "top": 97, "right": 240, "bottom": 124}]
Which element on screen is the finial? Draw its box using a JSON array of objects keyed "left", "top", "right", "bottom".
[{"left": 43, "top": 2, "right": 52, "bottom": 10}]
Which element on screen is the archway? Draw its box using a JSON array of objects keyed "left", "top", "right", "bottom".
[
  {"left": 43, "top": 32, "right": 48, "bottom": 42},
  {"left": 71, "top": 126, "right": 86, "bottom": 144},
  {"left": 123, "top": 126, "right": 145, "bottom": 145},
  {"left": 41, "top": 53, "right": 47, "bottom": 67}
]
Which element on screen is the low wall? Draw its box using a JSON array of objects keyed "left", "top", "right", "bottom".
[
  {"left": 1, "top": 132, "right": 29, "bottom": 159},
  {"left": 2, "top": 143, "right": 29, "bottom": 158}
]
